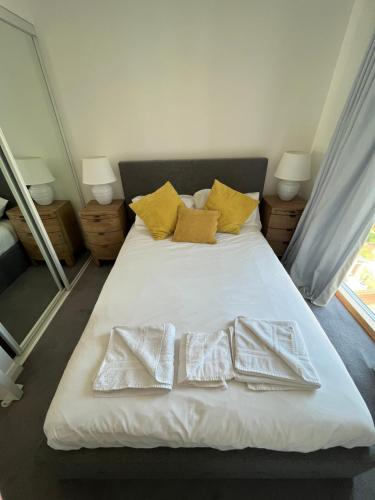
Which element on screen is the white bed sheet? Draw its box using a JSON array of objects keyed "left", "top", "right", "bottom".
[
  {"left": 44, "top": 225, "right": 375, "bottom": 452},
  {"left": 0, "top": 220, "right": 18, "bottom": 256}
]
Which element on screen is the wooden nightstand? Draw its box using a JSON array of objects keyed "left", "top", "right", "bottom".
[
  {"left": 7, "top": 200, "right": 83, "bottom": 266},
  {"left": 260, "top": 195, "right": 306, "bottom": 258},
  {"left": 80, "top": 200, "right": 126, "bottom": 266}
]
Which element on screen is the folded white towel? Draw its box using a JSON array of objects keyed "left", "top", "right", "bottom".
[
  {"left": 232, "top": 317, "right": 321, "bottom": 391},
  {"left": 93, "top": 323, "right": 175, "bottom": 391},
  {"left": 178, "top": 330, "right": 234, "bottom": 388}
]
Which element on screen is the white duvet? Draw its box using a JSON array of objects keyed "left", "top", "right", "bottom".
[
  {"left": 44, "top": 225, "right": 375, "bottom": 452},
  {"left": 0, "top": 220, "right": 17, "bottom": 256}
]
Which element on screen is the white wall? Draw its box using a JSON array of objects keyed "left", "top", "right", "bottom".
[
  {"left": 0, "top": 0, "right": 33, "bottom": 22},
  {"left": 0, "top": 19, "right": 83, "bottom": 213},
  {"left": 302, "top": 0, "right": 375, "bottom": 198},
  {"left": 28, "top": 0, "right": 353, "bottom": 200}
]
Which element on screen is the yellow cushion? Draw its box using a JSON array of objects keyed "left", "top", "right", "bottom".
[
  {"left": 129, "top": 181, "right": 183, "bottom": 239},
  {"left": 172, "top": 205, "right": 220, "bottom": 244},
  {"left": 204, "top": 179, "right": 258, "bottom": 234}
]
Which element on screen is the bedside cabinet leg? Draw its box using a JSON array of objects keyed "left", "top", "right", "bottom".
[{"left": 93, "top": 256, "right": 101, "bottom": 266}]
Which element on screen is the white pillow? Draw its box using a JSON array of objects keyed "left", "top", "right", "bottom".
[
  {"left": 0, "top": 197, "right": 8, "bottom": 218},
  {"left": 131, "top": 194, "right": 194, "bottom": 228},
  {"left": 193, "top": 189, "right": 211, "bottom": 210},
  {"left": 193, "top": 189, "right": 261, "bottom": 229}
]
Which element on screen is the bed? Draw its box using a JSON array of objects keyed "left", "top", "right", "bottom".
[
  {"left": 0, "top": 221, "right": 29, "bottom": 294},
  {"left": 41, "top": 158, "right": 375, "bottom": 478}
]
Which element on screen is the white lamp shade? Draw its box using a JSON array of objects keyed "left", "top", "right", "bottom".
[
  {"left": 274, "top": 151, "right": 311, "bottom": 182},
  {"left": 16, "top": 157, "right": 55, "bottom": 185},
  {"left": 82, "top": 157, "right": 116, "bottom": 185}
]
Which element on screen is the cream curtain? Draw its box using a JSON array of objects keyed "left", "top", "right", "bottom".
[{"left": 283, "top": 34, "right": 375, "bottom": 306}]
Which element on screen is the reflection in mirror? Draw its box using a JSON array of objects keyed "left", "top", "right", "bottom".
[
  {"left": 0, "top": 19, "right": 88, "bottom": 282},
  {"left": 0, "top": 164, "right": 61, "bottom": 347}
]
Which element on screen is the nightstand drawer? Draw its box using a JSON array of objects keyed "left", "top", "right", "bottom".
[
  {"left": 18, "top": 231, "right": 36, "bottom": 245},
  {"left": 268, "top": 214, "right": 300, "bottom": 229},
  {"left": 90, "top": 242, "right": 123, "bottom": 260},
  {"left": 81, "top": 216, "right": 122, "bottom": 233},
  {"left": 270, "top": 208, "right": 303, "bottom": 216},
  {"left": 86, "top": 230, "right": 124, "bottom": 246},
  {"left": 22, "top": 240, "right": 43, "bottom": 260},
  {"left": 265, "top": 227, "right": 294, "bottom": 242},
  {"left": 47, "top": 231, "right": 65, "bottom": 245},
  {"left": 10, "top": 214, "right": 60, "bottom": 232},
  {"left": 7, "top": 217, "right": 29, "bottom": 234},
  {"left": 17, "top": 228, "right": 65, "bottom": 246},
  {"left": 268, "top": 240, "right": 289, "bottom": 256},
  {"left": 53, "top": 243, "right": 70, "bottom": 259},
  {"left": 43, "top": 217, "right": 61, "bottom": 232}
]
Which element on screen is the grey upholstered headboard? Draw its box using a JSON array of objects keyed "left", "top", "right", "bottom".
[{"left": 119, "top": 157, "right": 268, "bottom": 225}]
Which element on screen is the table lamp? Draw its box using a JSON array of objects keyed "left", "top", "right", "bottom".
[
  {"left": 16, "top": 157, "right": 55, "bottom": 205},
  {"left": 82, "top": 157, "right": 116, "bottom": 205},
  {"left": 274, "top": 151, "right": 311, "bottom": 201}
]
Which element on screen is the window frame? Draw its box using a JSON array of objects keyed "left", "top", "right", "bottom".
[{"left": 336, "top": 284, "right": 375, "bottom": 341}]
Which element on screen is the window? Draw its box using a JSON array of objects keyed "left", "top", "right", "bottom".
[{"left": 338, "top": 224, "right": 375, "bottom": 339}]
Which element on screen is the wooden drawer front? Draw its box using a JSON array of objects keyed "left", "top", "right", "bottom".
[
  {"left": 18, "top": 230, "right": 35, "bottom": 245},
  {"left": 47, "top": 231, "right": 65, "bottom": 245},
  {"left": 268, "top": 240, "right": 289, "bottom": 256},
  {"left": 21, "top": 240, "right": 69, "bottom": 261},
  {"left": 53, "top": 244, "right": 70, "bottom": 259},
  {"left": 90, "top": 242, "right": 123, "bottom": 260},
  {"left": 42, "top": 217, "right": 60, "bottom": 232},
  {"left": 86, "top": 230, "right": 124, "bottom": 246},
  {"left": 270, "top": 208, "right": 303, "bottom": 216},
  {"left": 81, "top": 216, "right": 122, "bottom": 233},
  {"left": 9, "top": 215, "right": 60, "bottom": 235},
  {"left": 22, "top": 240, "right": 43, "bottom": 260},
  {"left": 265, "top": 227, "right": 294, "bottom": 242},
  {"left": 18, "top": 228, "right": 64, "bottom": 247},
  {"left": 268, "top": 213, "right": 300, "bottom": 229},
  {"left": 9, "top": 217, "right": 29, "bottom": 234}
]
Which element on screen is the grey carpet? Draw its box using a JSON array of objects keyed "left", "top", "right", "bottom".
[
  {"left": 308, "top": 298, "right": 375, "bottom": 500},
  {"left": 0, "top": 264, "right": 58, "bottom": 345},
  {"left": 0, "top": 262, "right": 373, "bottom": 499},
  {"left": 0, "top": 251, "right": 90, "bottom": 345}
]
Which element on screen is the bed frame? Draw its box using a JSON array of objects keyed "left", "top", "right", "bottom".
[
  {"left": 0, "top": 242, "right": 29, "bottom": 294},
  {"left": 39, "top": 157, "right": 375, "bottom": 479},
  {"left": 0, "top": 169, "right": 30, "bottom": 294}
]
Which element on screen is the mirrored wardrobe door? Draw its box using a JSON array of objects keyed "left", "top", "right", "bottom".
[
  {"left": 0, "top": 17, "right": 88, "bottom": 284},
  {"left": 0, "top": 154, "right": 62, "bottom": 349}
]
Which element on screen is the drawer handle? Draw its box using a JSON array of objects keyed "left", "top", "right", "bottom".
[{"left": 98, "top": 232, "right": 105, "bottom": 236}]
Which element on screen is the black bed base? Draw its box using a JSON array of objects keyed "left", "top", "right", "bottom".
[
  {"left": 0, "top": 241, "right": 29, "bottom": 294},
  {"left": 38, "top": 444, "right": 375, "bottom": 479}
]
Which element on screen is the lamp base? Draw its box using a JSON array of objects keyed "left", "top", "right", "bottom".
[
  {"left": 92, "top": 184, "right": 113, "bottom": 205},
  {"left": 29, "top": 184, "right": 54, "bottom": 205},
  {"left": 277, "top": 180, "right": 301, "bottom": 201}
]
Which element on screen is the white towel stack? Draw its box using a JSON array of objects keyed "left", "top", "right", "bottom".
[
  {"left": 93, "top": 323, "right": 175, "bottom": 391},
  {"left": 178, "top": 330, "right": 234, "bottom": 388},
  {"left": 231, "top": 317, "right": 321, "bottom": 391},
  {"left": 93, "top": 318, "right": 320, "bottom": 393}
]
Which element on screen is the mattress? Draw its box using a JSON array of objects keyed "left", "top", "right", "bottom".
[
  {"left": 0, "top": 220, "right": 18, "bottom": 256},
  {"left": 44, "top": 225, "right": 375, "bottom": 452}
]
